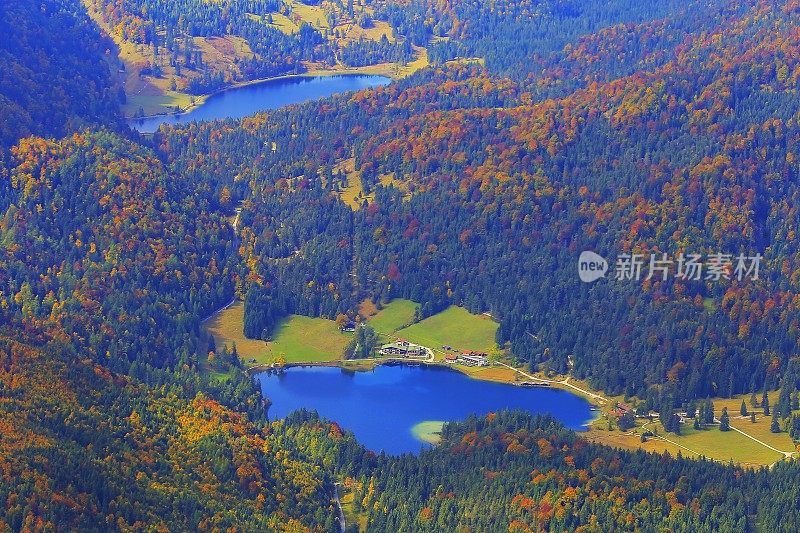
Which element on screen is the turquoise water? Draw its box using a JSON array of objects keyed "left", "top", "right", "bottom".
[
  {"left": 257, "top": 364, "right": 594, "bottom": 455},
  {"left": 129, "top": 74, "right": 391, "bottom": 133}
]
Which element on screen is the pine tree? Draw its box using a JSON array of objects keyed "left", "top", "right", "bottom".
[
  {"left": 763, "top": 394, "right": 770, "bottom": 416},
  {"left": 704, "top": 399, "right": 715, "bottom": 424},
  {"left": 750, "top": 390, "right": 759, "bottom": 408},
  {"left": 771, "top": 411, "right": 781, "bottom": 433},
  {"left": 719, "top": 407, "right": 730, "bottom": 431},
  {"left": 740, "top": 400, "right": 748, "bottom": 416}
]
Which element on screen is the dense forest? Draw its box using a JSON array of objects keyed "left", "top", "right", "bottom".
[
  {"left": 0, "top": 0, "right": 122, "bottom": 146},
  {"left": 4, "top": 0, "right": 800, "bottom": 530},
  {"left": 282, "top": 410, "right": 800, "bottom": 531}
]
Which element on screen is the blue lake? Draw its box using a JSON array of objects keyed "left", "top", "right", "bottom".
[
  {"left": 257, "top": 364, "right": 594, "bottom": 455},
  {"left": 129, "top": 74, "right": 391, "bottom": 133}
]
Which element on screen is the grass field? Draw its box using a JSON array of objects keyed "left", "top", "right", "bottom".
[
  {"left": 267, "top": 315, "right": 351, "bottom": 363},
  {"left": 457, "top": 365, "right": 519, "bottom": 383},
  {"left": 204, "top": 302, "right": 350, "bottom": 365},
  {"left": 204, "top": 301, "right": 272, "bottom": 361},
  {"left": 675, "top": 425, "right": 784, "bottom": 465},
  {"left": 395, "top": 306, "right": 499, "bottom": 354},
  {"left": 366, "top": 299, "right": 418, "bottom": 334}
]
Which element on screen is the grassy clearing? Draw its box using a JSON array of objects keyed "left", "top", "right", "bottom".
[
  {"left": 340, "top": 171, "right": 406, "bottom": 209},
  {"left": 707, "top": 392, "right": 796, "bottom": 451},
  {"left": 586, "top": 389, "right": 798, "bottom": 466},
  {"left": 395, "top": 306, "right": 499, "bottom": 354},
  {"left": 264, "top": 315, "right": 351, "bottom": 364},
  {"left": 335, "top": 19, "right": 395, "bottom": 43},
  {"left": 587, "top": 427, "right": 685, "bottom": 457},
  {"left": 339, "top": 162, "right": 365, "bottom": 209},
  {"left": 457, "top": 365, "right": 519, "bottom": 383},
  {"left": 248, "top": 12, "right": 299, "bottom": 34},
  {"left": 341, "top": 45, "right": 429, "bottom": 79},
  {"left": 411, "top": 421, "right": 445, "bottom": 445},
  {"left": 366, "top": 299, "right": 418, "bottom": 334},
  {"left": 675, "top": 425, "right": 784, "bottom": 465},
  {"left": 339, "top": 491, "right": 368, "bottom": 533},
  {"left": 204, "top": 301, "right": 272, "bottom": 362},
  {"left": 204, "top": 302, "right": 350, "bottom": 365},
  {"left": 335, "top": 158, "right": 407, "bottom": 209},
  {"left": 288, "top": 1, "right": 330, "bottom": 30}
]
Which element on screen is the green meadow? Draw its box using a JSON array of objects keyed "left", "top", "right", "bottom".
[
  {"left": 395, "top": 306, "right": 499, "bottom": 354},
  {"left": 204, "top": 302, "right": 350, "bottom": 365},
  {"left": 367, "top": 299, "right": 418, "bottom": 334}
]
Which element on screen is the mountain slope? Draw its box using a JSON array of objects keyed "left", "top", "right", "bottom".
[{"left": 0, "top": 0, "right": 121, "bottom": 146}]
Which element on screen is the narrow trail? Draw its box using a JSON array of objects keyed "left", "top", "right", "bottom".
[
  {"left": 333, "top": 483, "right": 345, "bottom": 533},
  {"left": 201, "top": 297, "right": 236, "bottom": 323},
  {"left": 495, "top": 362, "right": 607, "bottom": 404},
  {"left": 714, "top": 417, "right": 795, "bottom": 458}
]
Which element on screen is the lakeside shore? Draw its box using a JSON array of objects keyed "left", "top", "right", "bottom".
[
  {"left": 248, "top": 355, "right": 607, "bottom": 411},
  {"left": 127, "top": 68, "right": 395, "bottom": 121}
]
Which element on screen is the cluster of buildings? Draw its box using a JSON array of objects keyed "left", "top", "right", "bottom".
[
  {"left": 445, "top": 351, "right": 489, "bottom": 367},
  {"left": 377, "top": 340, "right": 490, "bottom": 367},
  {"left": 379, "top": 340, "right": 428, "bottom": 358}
]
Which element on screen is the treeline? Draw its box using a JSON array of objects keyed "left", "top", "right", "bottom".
[{"left": 341, "top": 36, "right": 414, "bottom": 67}]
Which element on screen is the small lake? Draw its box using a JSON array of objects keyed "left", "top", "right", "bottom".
[
  {"left": 257, "top": 364, "right": 594, "bottom": 455},
  {"left": 129, "top": 74, "right": 391, "bottom": 133}
]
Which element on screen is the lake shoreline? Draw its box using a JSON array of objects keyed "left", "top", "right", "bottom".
[
  {"left": 251, "top": 357, "right": 607, "bottom": 418},
  {"left": 128, "top": 69, "right": 394, "bottom": 122}
]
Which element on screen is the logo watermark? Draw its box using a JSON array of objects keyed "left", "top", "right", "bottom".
[
  {"left": 579, "top": 252, "right": 762, "bottom": 283},
  {"left": 578, "top": 251, "right": 609, "bottom": 283}
]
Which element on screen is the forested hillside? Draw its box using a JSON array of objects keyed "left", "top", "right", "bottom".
[
  {"left": 0, "top": 0, "right": 121, "bottom": 146},
  {"left": 158, "top": 0, "right": 800, "bottom": 419},
  {"left": 282, "top": 410, "right": 800, "bottom": 531},
  {"left": 0, "top": 132, "right": 341, "bottom": 529},
  {"left": 5, "top": 0, "right": 800, "bottom": 530},
  {"left": 0, "top": 332, "right": 338, "bottom": 531}
]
